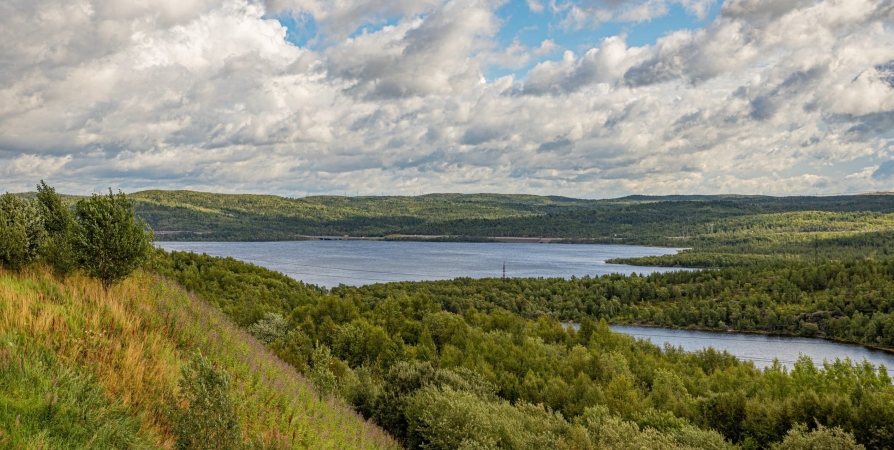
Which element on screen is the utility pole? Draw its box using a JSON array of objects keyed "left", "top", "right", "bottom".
[{"left": 502, "top": 262, "right": 506, "bottom": 281}]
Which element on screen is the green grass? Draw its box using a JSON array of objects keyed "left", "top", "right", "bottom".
[
  {"left": 0, "top": 268, "right": 399, "bottom": 449},
  {"left": 0, "top": 333, "right": 153, "bottom": 449}
]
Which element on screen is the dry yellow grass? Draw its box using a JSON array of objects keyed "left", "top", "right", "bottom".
[{"left": 0, "top": 267, "right": 399, "bottom": 449}]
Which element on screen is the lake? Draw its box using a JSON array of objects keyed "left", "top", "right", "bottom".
[
  {"left": 158, "top": 240, "right": 686, "bottom": 287},
  {"left": 158, "top": 240, "right": 894, "bottom": 376},
  {"left": 608, "top": 325, "right": 894, "bottom": 376}
]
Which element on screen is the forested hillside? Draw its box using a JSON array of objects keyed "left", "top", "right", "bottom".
[
  {"left": 121, "top": 191, "right": 894, "bottom": 251},
  {"left": 154, "top": 250, "right": 890, "bottom": 450},
  {"left": 129, "top": 190, "right": 607, "bottom": 240}
]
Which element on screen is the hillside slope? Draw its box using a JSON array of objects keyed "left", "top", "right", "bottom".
[
  {"left": 126, "top": 191, "right": 894, "bottom": 250},
  {"left": 0, "top": 268, "right": 398, "bottom": 449}
]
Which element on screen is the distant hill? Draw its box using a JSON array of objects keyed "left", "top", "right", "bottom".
[
  {"left": 19, "top": 189, "right": 894, "bottom": 265},
  {"left": 120, "top": 190, "right": 894, "bottom": 246},
  {"left": 0, "top": 267, "right": 398, "bottom": 449}
]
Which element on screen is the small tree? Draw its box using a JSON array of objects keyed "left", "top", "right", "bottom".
[
  {"left": 72, "top": 189, "right": 153, "bottom": 290},
  {"left": 247, "top": 312, "right": 290, "bottom": 345},
  {"left": 0, "top": 193, "right": 45, "bottom": 270},
  {"left": 309, "top": 344, "right": 338, "bottom": 399},
  {"left": 35, "top": 181, "right": 77, "bottom": 276},
  {"left": 167, "top": 353, "right": 242, "bottom": 450}
]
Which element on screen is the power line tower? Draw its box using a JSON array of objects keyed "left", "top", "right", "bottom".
[{"left": 502, "top": 261, "right": 506, "bottom": 281}]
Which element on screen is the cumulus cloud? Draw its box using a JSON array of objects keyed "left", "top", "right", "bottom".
[
  {"left": 0, "top": 0, "right": 893, "bottom": 197},
  {"left": 525, "top": 36, "right": 646, "bottom": 94},
  {"left": 557, "top": 0, "right": 716, "bottom": 30}
]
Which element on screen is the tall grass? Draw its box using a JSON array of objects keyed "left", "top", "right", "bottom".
[{"left": 0, "top": 267, "right": 399, "bottom": 449}]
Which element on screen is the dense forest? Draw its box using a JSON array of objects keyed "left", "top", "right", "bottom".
[
  {"left": 116, "top": 191, "right": 893, "bottom": 249},
  {"left": 153, "top": 250, "right": 893, "bottom": 450}
]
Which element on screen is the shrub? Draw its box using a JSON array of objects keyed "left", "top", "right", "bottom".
[
  {"left": 247, "top": 312, "right": 289, "bottom": 345},
  {"left": 35, "top": 181, "right": 78, "bottom": 276},
  {"left": 72, "top": 189, "right": 153, "bottom": 289},
  {"left": 309, "top": 344, "right": 338, "bottom": 399},
  {"left": 771, "top": 424, "right": 864, "bottom": 450},
  {"left": 0, "top": 193, "right": 45, "bottom": 270},
  {"left": 167, "top": 353, "right": 242, "bottom": 450}
]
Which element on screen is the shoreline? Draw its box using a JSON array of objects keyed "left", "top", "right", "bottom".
[{"left": 565, "top": 320, "right": 894, "bottom": 356}]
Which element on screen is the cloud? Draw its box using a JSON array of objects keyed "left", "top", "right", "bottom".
[
  {"left": 556, "top": 0, "right": 717, "bottom": 30},
  {"left": 0, "top": 0, "right": 892, "bottom": 198},
  {"left": 525, "top": 36, "right": 646, "bottom": 94},
  {"left": 527, "top": 0, "right": 545, "bottom": 13},
  {"left": 324, "top": 0, "right": 502, "bottom": 99}
]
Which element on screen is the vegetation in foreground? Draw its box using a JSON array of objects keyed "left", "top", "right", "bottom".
[
  {"left": 155, "top": 250, "right": 891, "bottom": 450},
  {"left": 0, "top": 268, "right": 397, "bottom": 449},
  {"left": 0, "top": 182, "right": 396, "bottom": 449}
]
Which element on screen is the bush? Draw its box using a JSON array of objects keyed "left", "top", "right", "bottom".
[
  {"left": 247, "top": 312, "right": 289, "bottom": 345},
  {"left": 0, "top": 193, "right": 45, "bottom": 270},
  {"left": 309, "top": 344, "right": 338, "bottom": 399},
  {"left": 771, "top": 424, "right": 864, "bottom": 450},
  {"left": 167, "top": 353, "right": 242, "bottom": 450},
  {"left": 35, "top": 181, "right": 78, "bottom": 276},
  {"left": 72, "top": 189, "right": 153, "bottom": 289}
]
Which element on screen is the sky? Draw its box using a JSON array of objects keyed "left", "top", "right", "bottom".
[{"left": 1, "top": 0, "right": 893, "bottom": 198}]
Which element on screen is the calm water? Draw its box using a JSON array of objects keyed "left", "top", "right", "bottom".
[
  {"left": 608, "top": 325, "right": 894, "bottom": 376},
  {"left": 158, "top": 240, "right": 894, "bottom": 376},
  {"left": 158, "top": 240, "right": 685, "bottom": 287}
]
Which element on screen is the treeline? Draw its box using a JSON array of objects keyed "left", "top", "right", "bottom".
[
  {"left": 131, "top": 190, "right": 603, "bottom": 241},
  {"left": 118, "top": 190, "right": 894, "bottom": 246},
  {"left": 153, "top": 250, "right": 890, "bottom": 449},
  {"left": 342, "top": 259, "right": 894, "bottom": 348}
]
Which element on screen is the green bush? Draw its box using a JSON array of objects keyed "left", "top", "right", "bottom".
[
  {"left": 0, "top": 193, "right": 45, "bottom": 270},
  {"left": 36, "top": 181, "right": 78, "bottom": 276},
  {"left": 72, "top": 189, "right": 153, "bottom": 289},
  {"left": 309, "top": 344, "right": 338, "bottom": 399},
  {"left": 771, "top": 424, "right": 864, "bottom": 450},
  {"left": 167, "top": 353, "right": 242, "bottom": 450},
  {"left": 247, "top": 312, "right": 289, "bottom": 345}
]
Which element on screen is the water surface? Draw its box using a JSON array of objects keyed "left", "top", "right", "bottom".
[
  {"left": 158, "top": 240, "right": 685, "bottom": 287},
  {"left": 158, "top": 240, "right": 894, "bottom": 377},
  {"left": 608, "top": 325, "right": 894, "bottom": 376}
]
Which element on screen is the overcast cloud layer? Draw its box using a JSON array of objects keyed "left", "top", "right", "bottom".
[{"left": 1, "top": 0, "right": 893, "bottom": 197}]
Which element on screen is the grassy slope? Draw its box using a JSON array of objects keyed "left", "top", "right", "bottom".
[{"left": 0, "top": 268, "right": 398, "bottom": 450}]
